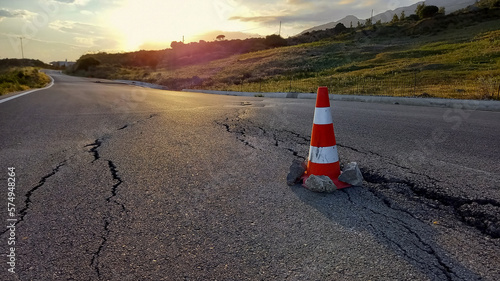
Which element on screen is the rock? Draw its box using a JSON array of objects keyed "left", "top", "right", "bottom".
[
  {"left": 286, "top": 160, "right": 306, "bottom": 186},
  {"left": 338, "top": 162, "right": 364, "bottom": 186},
  {"left": 304, "top": 175, "right": 337, "bottom": 193}
]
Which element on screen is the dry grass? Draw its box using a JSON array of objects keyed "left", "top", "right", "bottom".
[{"left": 0, "top": 67, "right": 51, "bottom": 95}]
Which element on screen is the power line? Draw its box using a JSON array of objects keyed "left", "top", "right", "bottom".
[{"left": 19, "top": 37, "right": 25, "bottom": 59}]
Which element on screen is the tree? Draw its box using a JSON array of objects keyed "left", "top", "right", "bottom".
[
  {"left": 216, "top": 34, "right": 225, "bottom": 41},
  {"left": 400, "top": 10, "right": 406, "bottom": 21},
  {"left": 170, "top": 41, "right": 184, "bottom": 49},
  {"left": 416, "top": 3, "right": 426, "bottom": 18},
  {"left": 438, "top": 6, "right": 446, "bottom": 15},
  {"left": 333, "top": 23, "right": 347, "bottom": 33},
  {"left": 416, "top": 4, "right": 439, "bottom": 19},
  {"left": 75, "top": 57, "right": 100, "bottom": 71},
  {"left": 391, "top": 13, "right": 400, "bottom": 23},
  {"left": 421, "top": 5, "right": 439, "bottom": 18},
  {"left": 263, "top": 34, "right": 287, "bottom": 48}
]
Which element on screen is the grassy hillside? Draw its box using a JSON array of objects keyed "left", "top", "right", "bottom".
[
  {"left": 0, "top": 66, "right": 51, "bottom": 96},
  {"left": 70, "top": 5, "right": 500, "bottom": 100}
]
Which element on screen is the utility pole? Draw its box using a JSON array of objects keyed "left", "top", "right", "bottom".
[
  {"left": 279, "top": 21, "right": 282, "bottom": 36},
  {"left": 19, "top": 37, "right": 25, "bottom": 59}
]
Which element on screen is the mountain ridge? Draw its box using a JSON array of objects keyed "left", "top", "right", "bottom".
[{"left": 299, "top": 0, "right": 477, "bottom": 35}]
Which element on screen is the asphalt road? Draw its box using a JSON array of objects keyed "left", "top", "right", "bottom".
[{"left": 1, "top": 71, "right": 499, "bottom": 280}]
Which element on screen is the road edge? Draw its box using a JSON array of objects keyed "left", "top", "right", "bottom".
[{"left": 182, "top": 89, "right": 500, "bottom": 112}]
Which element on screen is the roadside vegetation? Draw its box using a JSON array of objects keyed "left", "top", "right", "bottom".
[
  {"left": 69, "top": 1, "right": 500, "bottom": 100},
  {"left": 0, "top": 59, "right": 52, "bottom": 96}
]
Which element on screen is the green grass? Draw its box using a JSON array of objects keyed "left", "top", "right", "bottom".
[
  {"left": 73, "top": 15, "right": 500, "bottom": 100},
  {"left": 0, "top": 67, "right": 51, "bottom": 95}
]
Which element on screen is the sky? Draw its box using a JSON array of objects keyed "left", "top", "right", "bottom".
[{"left": 0, "top": 0, "right": 423, "bottom": 62}]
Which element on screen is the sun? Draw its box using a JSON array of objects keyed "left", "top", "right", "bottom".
[{"left": 107, "top": 0, "right": 243, "bottom": 51}]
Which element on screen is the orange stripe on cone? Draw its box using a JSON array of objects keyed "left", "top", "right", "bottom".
[{"left": 304, "top": 87, "right": 350, "bottom": 189}]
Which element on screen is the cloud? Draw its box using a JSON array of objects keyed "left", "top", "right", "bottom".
[
  {"left": 49, "top": 20, "right": 108, "bottom": 35},
  {"left": 229, "top": 15, "right": 279, "bottom": 23},
  {"left": 74, "top": 36, "right": 95, "bottom": 46},
  {"left": 52, "top": 0, "right": 91, "bottom": 5},
  {"left": 0, "top": 8, "right": 36, "bottom": 20},
  {"left": 285, "top": 0, "right": 317, "bottom": 5}
]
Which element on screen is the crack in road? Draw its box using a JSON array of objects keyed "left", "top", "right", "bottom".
[
  {"left": 217, "top": 115, "right": 309, "bottom": 160},
  {"left": 86, "top": 116, "right": 155, "bottom": 279},
  {"left": 106, "top": 160, "right": 126, "bottom": 212},
  {"left": 337, "top": 143, "right": 443, "bottom": 183},
  {"left": 361, "top": 168, "right": 500, "bottom": 239},
  {"left": 0, "top": 113, "right": 157, "bottom": 277},
  {"left": 217, "top": 112, "right": 500, "bottom": 239},
  {"left": 85, "top": 139, "right": 102, "bottom": 162},
  {"left": 86, "top": 147, "right": 128, "bottom": 279},
  {"left": 85, "top": 153, "right": 128, "bottom": 279},
  {"left": 342, "top": 188, "right": 456, "bottom": 280},
  {"left": 217, "top": 110, "right": 499, "bottom": 279},
  {"left": 116, "top": 113, "right": 158, "bottom": 132},
  {"left": 0, "top": 160, "right": 67, "bottom": 236}
]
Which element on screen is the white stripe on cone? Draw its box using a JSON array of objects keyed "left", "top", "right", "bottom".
[
  {"left": 308, "top": 145, "right": 339, "bottom": 164},
  {"left": 313, "top": 107, "right": 333, "bottom": 125}
]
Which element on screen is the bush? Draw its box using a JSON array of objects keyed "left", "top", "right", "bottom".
[
  {"left": 75, "top": 57, "right": 101, "bottom": 71},
  {"left": 0, "top": 67, "right": 50, "bottom": 95},
  {"left": 264, "top": 35, "right": 288, "bottom": 48},
  {"left": 421, "top": 5, "right": 439, "bottom": 18},
  {"left": 407, "top": 14, "right": 420, "bottom": 21},
  {"left": 477, "top": 0, "right": 500, "bottom": 8}
]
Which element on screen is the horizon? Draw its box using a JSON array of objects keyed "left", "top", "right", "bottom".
[{"left": 0, "top": 0, "right": 426, "bottom": 62}]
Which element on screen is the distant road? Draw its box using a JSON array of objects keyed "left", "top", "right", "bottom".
[{"left": 1, "top": 71, "right": 499, "bottom": 280}]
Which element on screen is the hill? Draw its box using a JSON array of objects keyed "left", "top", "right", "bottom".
[
  {"left": 301, "top": 0, "right": 477, "bottom": 34},
  {"left": 0, "top": 58, "right": 53, "bottom": 69},
  {"left": 68, "top": 3, "right": 500, "bottom": 100}
]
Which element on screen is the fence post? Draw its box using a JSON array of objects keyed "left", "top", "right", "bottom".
[{"left": 414, "top": 71, "right": 417, "bottom": 96}]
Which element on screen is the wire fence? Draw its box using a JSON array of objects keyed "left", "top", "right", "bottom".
[{"left": 203, "top": 73, "right": 500, "bottom": 100}]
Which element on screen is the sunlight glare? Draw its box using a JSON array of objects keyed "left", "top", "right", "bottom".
[{"left": 108, "top": 0, "right": 243, "bottom": 51}]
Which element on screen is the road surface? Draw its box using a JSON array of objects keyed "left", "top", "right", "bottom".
[{"left": 1, "top": 71, "right": 499, "bottom": 280}]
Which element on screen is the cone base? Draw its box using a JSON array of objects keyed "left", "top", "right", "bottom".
[
  {"left": 332, "top": 178, "right": 352, "bottom": 189},
  {"left": 302, "top": 174, "right": 352, "bottom": 190}
]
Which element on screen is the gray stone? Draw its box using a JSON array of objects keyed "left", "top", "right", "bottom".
[
  {"left": 286, "top": 160, "right": 306, "bottom": 186},
  {"left": 339, "top": 162, "right": 364, "bottom": 186},
  {"left": 305, "top": 175, "right": 337, "bottom": 193}
]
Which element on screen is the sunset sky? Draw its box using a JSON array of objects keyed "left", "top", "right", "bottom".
[{"left": 0, "top": 0, "right": 423, "bottom": 62}]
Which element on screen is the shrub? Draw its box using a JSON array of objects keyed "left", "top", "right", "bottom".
[
  {"left": 477, "top": 0, "right": 500, "bottom": 8},
  {"left": 75, "top": 57, "right": 101, "bottom": 71},
  {"left": 264, "top": 35, "right": 288, "bottom": 48},
  {"left": 417, "top": 4, "right": 439, "bottom": 19}
]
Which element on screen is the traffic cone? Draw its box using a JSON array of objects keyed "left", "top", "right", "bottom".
[{"left": 303, "top": 87, "right": 351, "bottom": 189}]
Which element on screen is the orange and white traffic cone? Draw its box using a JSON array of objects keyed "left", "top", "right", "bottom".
[{"left": 303, "top": 86, "right": 351, "bottom": 189}]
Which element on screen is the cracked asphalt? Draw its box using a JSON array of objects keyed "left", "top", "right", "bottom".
[{"left": 0, "top": 71, "right": 499, "bottom": 280}]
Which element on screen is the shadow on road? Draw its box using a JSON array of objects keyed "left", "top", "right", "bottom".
[{"left": 290, "top": 184, "right": 482, "bottom": 280}]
